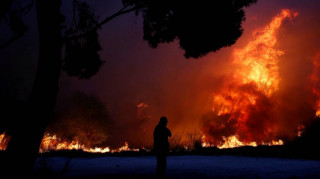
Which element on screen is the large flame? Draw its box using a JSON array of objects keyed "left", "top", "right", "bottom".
[
  {"left": 233, "top": 9, "right": 298, "bottom": 96},
  {"left": 202, "top": 9, "right": 298, "bottom": 147},
  {"left": 2, "top": 9, "right": 318, "bottom": 153}
]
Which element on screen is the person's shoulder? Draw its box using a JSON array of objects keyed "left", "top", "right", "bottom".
[{"left": 154, "top": 125, "right": 160, "bottom": 130}]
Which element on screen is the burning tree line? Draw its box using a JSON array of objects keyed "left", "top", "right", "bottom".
[{"left": 1, "top": 9, "right": 320, "bottom": 153}]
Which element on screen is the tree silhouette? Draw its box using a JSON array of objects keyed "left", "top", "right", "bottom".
[
  {"left": 63, "top": 1, "right": 103, "bottom": 79},
  {"left": 124, "top": 0, "right": 257, "bottom": 58},
  {"left": 0, "top": 0, "right": 257, "bottom": 176},
  {"left": 0, "top": 0, "right": 31, "bottom": 49}
]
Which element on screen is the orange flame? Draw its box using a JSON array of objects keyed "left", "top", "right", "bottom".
[
  {"left": 39, "top": 133, "right": 111, "bottom": 153},
  {"left": 0, "top": 132, "right": 10, "bottom": 150},
  {"left": 0, "top": 9, "right": 306, "bottom": 152},
  {"left": 1, "top": 132, "right": 142, "bottom": 153},
  {"left": 203, "top": 9, "right": 298, "bottom": 147},
  {"left": 111, "top": 141, "right": 139, "bottom": 153},
  {"left": 202, "top": 135, "right": 283, "bottom": 149}
]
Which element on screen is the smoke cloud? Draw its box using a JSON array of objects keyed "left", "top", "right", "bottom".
[{"left": 53, "top": 1, "right": 320, "bottom": 148}]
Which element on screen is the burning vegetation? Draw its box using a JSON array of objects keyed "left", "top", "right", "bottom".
[
  {"left": 0, "top": 132, "right": 10, "bottom": 151},
  {"left": 44, "top": 92, "right": 110, "bottom": 150},
  {"left": 201, "top": 9, "right": 299, "bottom": 147},
  {"left": 1, "top": 9, "right": 320, "bottom": 153}
]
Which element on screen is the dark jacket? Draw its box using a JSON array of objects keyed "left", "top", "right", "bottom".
[{"left": 153, "top": 123, "right": 172, "bottom": 153}]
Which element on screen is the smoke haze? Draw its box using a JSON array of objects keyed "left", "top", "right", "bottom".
[{"left": 49, "top": 0, "right": 320, "bottom": 148}]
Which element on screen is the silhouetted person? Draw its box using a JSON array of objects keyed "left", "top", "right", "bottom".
[{"left": 154, "top": 116, "right": 172, "bottom": 177}]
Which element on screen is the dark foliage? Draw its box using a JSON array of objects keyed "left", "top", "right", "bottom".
[
  {"left": 292, "top": 116, "right": 320, "bottom": 150},
  {"left": 0, "top": 0, "right": 33, "bottom": 49},
  {"left": 0, "top": 0, "right": 30, "bottom": 34},
  {"left": 301, "top": 117, "right": 320, "bottom": 143},
  {"left": 124, "top": 0, "right": 257, "bottom": 58},
  {"left": 63, "top": 0, "right": 103, "bottom": 79},
  {"left": 0, "top": 99, "right": 24, "bottom": 134}
]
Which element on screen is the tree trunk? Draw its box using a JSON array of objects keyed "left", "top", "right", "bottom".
[{"left": 2, "top": 0, "right": 62, "bottom": 176}]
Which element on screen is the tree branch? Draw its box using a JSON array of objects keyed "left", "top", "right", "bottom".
[
  {"left": 64, "top": 5, "right": 139, "bottom": 42},
  {"left": 0, "top": 32, "right": 26, "bottom": 50},
  {"left": 97, "top": 5, "right": 135, "bottom": 28},
  {"left": 18, "top": 0, "right": 34, "bottom": 15},
  {"left": 0, "top": 0, "right": 33, "bottom": 50}
]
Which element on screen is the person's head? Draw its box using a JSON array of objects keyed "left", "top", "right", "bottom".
[{"left": 159, "top": 116, "right": 168, "bottom": 126}]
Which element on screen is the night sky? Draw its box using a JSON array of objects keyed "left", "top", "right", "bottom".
[{"left": 1, "top": 0, "right": 320, "bottom": 148}]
